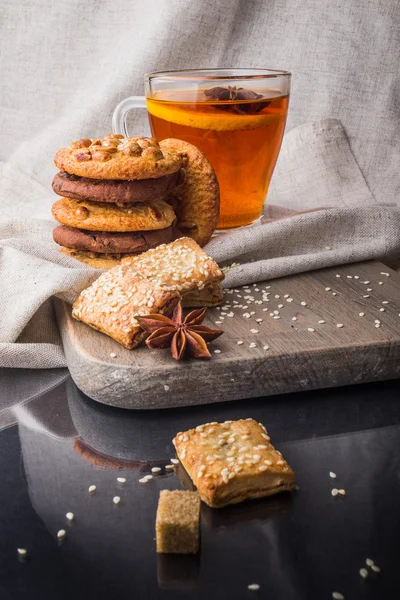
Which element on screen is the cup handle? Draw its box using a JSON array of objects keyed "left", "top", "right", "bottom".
[{"left": 112, "top": 96, "right": 147, "bottom": 137}]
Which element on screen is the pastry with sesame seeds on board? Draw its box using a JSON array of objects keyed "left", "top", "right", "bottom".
[
  {"left": 121, "top": 237, "right": 224, "bottom": 307},
  {"left": 72, "top": 267, "right": 180, "bottom": 349},
  {"left": 51, "top": 134, "right": 220, "bottom": 269},
  {"left": 172, "top": 418, "right": 295, "bottom": 508}
]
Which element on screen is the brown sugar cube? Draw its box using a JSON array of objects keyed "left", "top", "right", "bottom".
[
  {"left": 72, "top": 265, "right": 179, "bottom": 349},
  {"left": 173, "top": 418, "right": 295, "bottom": 508},
  {"left": 156, "top": 490, "right": 200, "bottom": 554}
]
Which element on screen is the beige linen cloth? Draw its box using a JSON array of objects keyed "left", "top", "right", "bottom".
[
  {"left": 1, "top": 119, "right": 399, "bottom": 369},
  {"left": 1, "top": 0, "right": 400, "bottom": 369}
]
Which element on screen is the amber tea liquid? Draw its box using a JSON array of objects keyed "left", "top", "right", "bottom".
[{"left": 147, "top": 89, "right": 289, "bottom": 230}]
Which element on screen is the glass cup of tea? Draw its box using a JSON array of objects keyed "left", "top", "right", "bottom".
[{"left": 112, "top": 68, "right": 291, "bottom": 231}]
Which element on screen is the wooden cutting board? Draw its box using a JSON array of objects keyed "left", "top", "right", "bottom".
[{"left": 55, "top": 260, "right": 400, "bottom": 409}]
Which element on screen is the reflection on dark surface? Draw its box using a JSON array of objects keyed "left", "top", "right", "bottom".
[
  {"left": 0, "top": 370, "right": 400, "bottom": 599},
  {"left": 157, "top": 554, "right": 200, "bottom": 591}
]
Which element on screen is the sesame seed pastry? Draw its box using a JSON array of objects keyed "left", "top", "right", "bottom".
[
  {"left": 52, "top": 197, "right": 175, "bottom": 232},
  {"left": 181, "top": 281, "right": 223, "bottom": 308},
  {"left": 172, "top": 419, "right": 295, "bottom": 508},
  {"left": 54, "top": 134, "right": 182, "bottom": 180},
  {"left": 122, "top": 237, "right": 224, "bottom": 296},
  {"left": 159, "top": 138, "right": 220, "bottom": 247},
  {"left": 72, "top": 266, "right": 180, "bottom": 349}
]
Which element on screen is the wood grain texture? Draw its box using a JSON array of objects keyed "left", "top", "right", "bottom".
[{"left": 55, "top": 261, "right": 400, "bottom": 409}]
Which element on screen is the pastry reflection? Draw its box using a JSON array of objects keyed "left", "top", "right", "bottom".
[{"left": 201, "top": 493, "right": 293, "bottom": 530}]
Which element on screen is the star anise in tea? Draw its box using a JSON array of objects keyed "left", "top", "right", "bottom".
[
  {"left": 204, "top": 85, "right": 269, "bottom": 114},
  {"left": 135, "top": 301, "right": 223, "bottom": 360}
]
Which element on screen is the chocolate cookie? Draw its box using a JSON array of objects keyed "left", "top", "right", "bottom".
[
  {"left": 52, "top": 170, "right": 180, "bottom": 204},
  {"left": 53, "top": 225, "right": 175, "bottom": 254},
  {"left": 52, "top": 197, "right": 176, "bottom": 232},
  {"left": 54, "top": 134, "right": 182, "bottom": 180}
]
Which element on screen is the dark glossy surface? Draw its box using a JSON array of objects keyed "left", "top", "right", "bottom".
[{"left": 0, "top": 369, "right": 399, "bottom": 599}]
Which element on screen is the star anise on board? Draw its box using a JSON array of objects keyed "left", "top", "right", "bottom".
[{"left": 135, "top": 301, "right": 223, "bottom": 360}]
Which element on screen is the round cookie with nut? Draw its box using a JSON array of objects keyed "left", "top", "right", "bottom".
[
  {"left": 54, "top": 134, "right": 182, "bottom": 180},
  {"left": 160, "top": 138, "right": 220, "bottom": 247},
  {"left": 52, "top": 197, "right": 176, "bottom": 232}
]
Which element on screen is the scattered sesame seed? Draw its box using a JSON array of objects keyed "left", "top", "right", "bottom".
[
  {"left": 243, "top": 313, "right": 251, "bottom": 318},
  {"left": 17, "top": 548, "right": 27, "bottom": 557},
  {"left": 237, "top": 340, "right": 244, "bottom": 345},
  {"left": 248, "top": 584, "right": 261, "bottom": 591},
  {"left": 227, "top": 312, "right": 234, "bottom": 317},
  {"left": 273, "top": 310, "right": 280, "bottom": 315},
  {"left": 360, "top": 568, "right": 368, "bottom": 579},
  {"left": 331, "top": 488, "right": 339, "bottom": 497},
  {"left": 88, "top": 485, "right": 96, "bottom": 494},
  {"left": 113, "top": 496, "right": 121, "bottom": 505},
  {"left": 249, "top": 342, "right": 257, "bottom": 348},
  {"left": 381, "top": 272, "right": 390, "bottom": 276},
  {"left": 318, "top": 320, "right": 325, "bottom": 324},
  {"left": 214, "top": 349, "right": 221, "bottom": 354},
  {"left": 292, "top": 316, "right": 297, "bottom": 321},
  {"left": 284, "top": 294, "right": 289, "bottom": 298},
  {"left": 346, "top": 275, "right": 352, "bottom": 279},
  {"left": 332, "top": 592, "right": 345, "bottom": 600},
  {"left": 367, "top": 288, "right": 372, "bottom": 291},
  {"left": 363, "top": 281, "right": 370, "bottom": 284},
  {"left": 278, "top": 304, "right": 284, "bottom": 309},
  {"left": 275, "top": 294, "right": 280, "bottom": 299},
  {"left": 165, "top": 464, "right": 174, "bottom": 470},
  {"left": 325, "top": 287, "right": 331, "bottom": 291},
  {"left": 57, "top": 529, "right": 66, "bottom": 539},
  {"left": 66, "top": 512, "right": 74, "bottom": 521},
  {"left": 151, "top": 467, "right": 161, "bottom": 473},
  {"left": 375, "top": 323, "right": 380, "bottom": 328},
  {"left": 273, "top": 315, "right": 281, "bottom": 319},
  {"left": 300, "top": 301, "right": 307, "bottom": 306},
  {"left": 363, "top": 295, "right": 370, "bottom": 298},
  {"left": 255, "top": 318, "right": 263, "bottom": 323},
  {"left": 117, "top": 477, "right": 126, "bottom": 484},
  {"left": 144, "top": 475, "right": 153, "bottom": 480},
  {"left": 332, "top": 292, "right": 337, "bottom": 296},
  {"left": 366, "top": 558, "right": 374, "bottom": 567},
  {"left": 250, "top": 329, "right": 259, "bottom": 334},
  {"left": 259, "top": 465, "right": 268, "bottom": 472},
  {"left": 329, "top": 472, "right": 336, "bottom": 479},
  {"left": 336, "top": 274, "right": 341, "bottom": 278},
  {"left": 110, "top": 352, "right": 117, "bottom": 358},
  {"left": 336, "top": 323, "right": 344, "bottom": 328},
  {"left": 375, "top": 319, "right": 381, "bottom": 323},
  {"left": 382, "top": 300, "right": 388, "bottom": 304},
  {"left": 287, "top": 297, "right": 293, "bottom": 302},
  {"left": 379, "top": 308, "right": 385, "bottom": 312},
  {"left": 338, "top": 489, "right": 346, "bottom": 496},
  {"left": 138, "top": 477, "right": 148, "bottom": 483},
  {"left": 359, "top": 312, "right": 365, "bottom": 317},
  {"left": 378, "top": 281, "right": 383, "bottom": 285},
  {"left": 263, "top": 345, "right": 270, "bottom": 350},
  {"left": 354, "top": 275, "right": 359, "bottom": 279},
  {"left": 371, "top": 565, "right": 381, "bottom": 573},
  {"left": 307, "top": 328, "right": 315, "bottom": 332},
  {"left": 326, "top": 246, "right": 332, "bottom": 250},
  {"left": 170, "top": 458, "right": 179, "bottom": 465},
  {"left": 215, "top": 321, "right": 223, "bottom": 324}
]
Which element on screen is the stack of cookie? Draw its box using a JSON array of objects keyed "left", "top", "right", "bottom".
[{"left": 51, "top": 134, "right": 220, "bottom": 269}]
